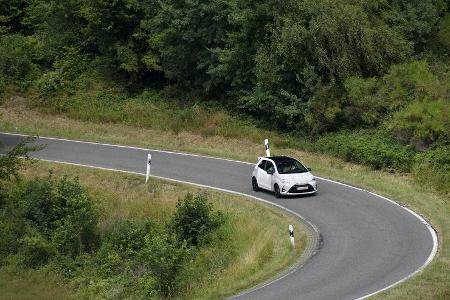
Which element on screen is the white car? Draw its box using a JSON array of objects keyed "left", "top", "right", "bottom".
[{"left": 251, "top": 156, "right": 317, "bottom": 197}]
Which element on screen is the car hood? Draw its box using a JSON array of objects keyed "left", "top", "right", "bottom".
[{"left": 279, "top": 172, "right": 314, "bottom": 184}]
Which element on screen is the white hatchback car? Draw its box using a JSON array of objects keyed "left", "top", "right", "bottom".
[{"left": 251, "top": 156, "right": 317, "bottom": 197}]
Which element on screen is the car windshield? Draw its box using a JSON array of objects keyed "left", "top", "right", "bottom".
[{"left": 272, "top": 157, "right": 308, "bottom": 174}]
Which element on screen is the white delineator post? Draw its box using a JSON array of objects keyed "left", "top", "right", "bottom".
[
  {"left": 146, "top": 153, "right": 152, "bottom": 183},
  {"left": 264, "top": 138, "right": 270, "bottom": 157},
  {"left": 289, "top": 224, "right": 295, "bottom": 248}
]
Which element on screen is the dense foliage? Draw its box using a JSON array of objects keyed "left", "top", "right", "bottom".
[
  {"left": 0, "top": 0, "right": 449, "bottom": 191},
  {"left": 0, "top": 141, "right": 228, "bottom": 297},
  {"left": 169, "top": 193, "right": 225, "bottom": 246}
]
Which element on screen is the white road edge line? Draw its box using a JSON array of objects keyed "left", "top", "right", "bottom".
[
  {"left": 36, "top": 158, "right": 320, "bottom": 299},
  {"left": 2, "top": 132, "right": 253, "bottom": 164},
  {"left": 2, "top": 132, "right": 438, "bottom": 299}
]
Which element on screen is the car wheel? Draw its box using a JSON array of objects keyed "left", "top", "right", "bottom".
[
  {"left": 274, "top": 184, "right": 281, "bottom": 198},
  {"left": 252, "top": 177, "right": 260, "bottom": 191}
]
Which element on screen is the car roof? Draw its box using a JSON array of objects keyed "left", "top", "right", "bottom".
[
  {"left": 267, "top": 156, "right": 296, "bottom": 162},
  {"left": 258, "top": 156, "right": 298, "bottom": 164}
]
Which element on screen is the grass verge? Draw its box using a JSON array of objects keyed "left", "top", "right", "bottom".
[
  {"left": 0, "top": 98, "right": 448, "bottom": 298},
  {"left": 0, "top": 161, "right": 306, "bottom": 299},
  {"left": 0, "top": 269, "right": 74, "bottom": 300}
]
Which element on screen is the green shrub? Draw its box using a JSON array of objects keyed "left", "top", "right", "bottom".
[
  {"left": 387, "top": 99, "right": 450, "bottom": 149},
  {"left": 21, "top": 175, "right": 55, "bottom": 234},
  {"left": 0, "top": 139, "right": 38, "bottom": 262},
  {"left": 169, "top": 193, "right": 225, "bottom": 247},
  {"left": 51, "top": 176, "right": 98, "bottom": 255},
  {"left": 139, "top": 273, "right": 158, "bottom": 298},
  {"left": 311, "top": 130, "right": 415, "bottom": 171},
  {"left": 413, "top": 146, "right": 450, "bottom": 193},
  {"left": 343, "top": 77, "right": 387, "bottom": 127},
  {"left": 435, "top": 13, "right": 450, "bottom": 54},
  {"left": 341, "top": 60, "right": 444, "bottom": 130},
  {"left": 0, "top": 215, "right": 24, "bottom": 263},
  {"left": 305, "top": 84, "right": 344, "bottom": 133},
  {"left": 0, "top": 34, "right": 40, "bottom": 91},
  {"left": 391, "top": 0, "right": 447, "bottom": 50},
  {"left": 36, "top": 70, "right": 65, "bottom": 98},
  {"left": 20, "top": 175, "right": 98, "bottom": 256},
  {"left": 140, "top": 231, "right": 190, "bottom": 297},
  {"left": 18, "top": 228, "right": 56, "bottom": 267},
  {"left": 36, "top": 48, "right": 89, "bottom": 99},
  {"left": 103, "top": 220, "right": 149, "bottom": 257}
]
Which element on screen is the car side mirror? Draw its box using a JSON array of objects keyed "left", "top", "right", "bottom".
[
  {"left": 307, "top": 167, "right": 312, "bottom": 171},
  {"left": 267, "top": 169, "right": 274, "bottom": 175}
]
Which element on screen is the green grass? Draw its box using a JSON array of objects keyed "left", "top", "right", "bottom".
[
  {"left": 0, "top": 161, "right": 306, "bottom": 300},
  {"left": 0, "top": 97, "right": 449, "bottom": 298},
  {"left": 0, "top": 268, "right": 74, "bottom": 300}
]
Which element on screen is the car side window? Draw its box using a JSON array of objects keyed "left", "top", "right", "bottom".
[
  {"left": 258, "top": 160, "right": 266, "bottom": 170},
  {"left": 265, "top": 161, "right": 275, "bottom": 173}
]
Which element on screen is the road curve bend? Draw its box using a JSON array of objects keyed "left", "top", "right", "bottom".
[{"left": 0, "top": 133, "right": 437, "bottom": 300}]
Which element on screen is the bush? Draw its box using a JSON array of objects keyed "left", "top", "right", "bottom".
[
  {"left": 341, "top": 60, "right": 444, "bottom": 130},
  {"left": 0, "top": 34, "right": 40, "bottom": 91},
  {"left": 139, "top": 273, "right": 158, "bottom": 298},
  {"left": 20, "top": 174, "right": 98, "bottom": 257},
  {"left": 140, "top": 231, "right": 190, "bottom": 297},
  {"left": 18, "top": 228, "right": 56, "bottom": 267},
  {"left": 169, "top": 193, "right": 225, "bottom": 247},
  {"left": 0, "top": 213, "right": 25, "bottom": 262},
  {"left": 387, "top": 99, "right": 450, "bottom": 150},
  {"left": 311, "top": 130, "right": 415, "bottom": 171},
  {"left": 0, "top": 139, "right": 37, "bottom": 261},
  {"left": 21, "top": 174, "right": 55, "bottom": 234},
  {"left": 36, "top": 48, "right": 89, "bottom": 99},
  {"left": 51, "top": 176, "right": 99, "bottom": 255},
  {"left": 413, "top": 146, "right": 450, "bottom": 193},
  {"left": 103, "top": 220, "right": 149, "bottom": 257},
  {"left": 305, "top": 84, "right": 344, "bottom": 133},
  {"left": 435, "top": 13, "right": 450, "bottom": 54}
]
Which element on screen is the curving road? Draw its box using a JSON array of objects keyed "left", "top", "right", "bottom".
[{"left": 0, "top": 133, "right": 436, "bottom": 300}]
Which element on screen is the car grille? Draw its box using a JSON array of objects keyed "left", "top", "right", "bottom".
[{"left": 288, "top": 184, "right": 315, "bottom": 194}]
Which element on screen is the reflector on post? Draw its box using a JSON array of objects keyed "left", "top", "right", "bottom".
[
  {"left": 146, "top": 153, "right": 152, "bottom": 183},
  {"left": 289, "top": 224, "right": 295, "bottom": 248},
  {"left": 264, "top": 139, "right": 270, "bottom": 157}
]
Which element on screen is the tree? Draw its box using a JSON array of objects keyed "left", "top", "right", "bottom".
[
  {"left": 241, "top": 0, "right": 411, "bottom": 132},
  {"left": 0, "top": 137, "right": 38, "bottom": 182},
  {"left": 148, "top": 0, "right": 235, "bottom": 92},
  {"left": 0, "top": 0, "right": 30, "bottom": 34},
  {"left": 390, "top": 0, "right": 447, "bottom": 51}
]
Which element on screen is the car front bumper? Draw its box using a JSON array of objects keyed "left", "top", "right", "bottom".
[{"left": 280, "top": 180, "right": 317, "bottom": 195}]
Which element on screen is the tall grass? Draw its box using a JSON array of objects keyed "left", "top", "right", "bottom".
[{"left": 32, "top": 86, "right": 292, "bottom": 146}]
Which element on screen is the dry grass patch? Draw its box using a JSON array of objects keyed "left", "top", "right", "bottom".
[{"left": 0, "top": 268, "right": 74, "bottom": 300}]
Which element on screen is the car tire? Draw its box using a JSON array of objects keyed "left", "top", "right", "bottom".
[
  {"left": 252, "top": 177, "right": 260, "bottom": 191},
  {"left": 274, "top": 184, "right": 281, "bottom": 198}
]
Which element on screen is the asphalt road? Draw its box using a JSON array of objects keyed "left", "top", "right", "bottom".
[{"left": 0, "top": 133, "right": 436, "bottom": 300}]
